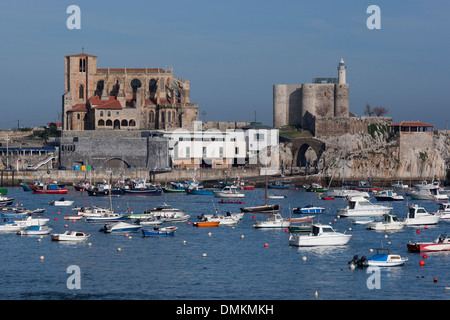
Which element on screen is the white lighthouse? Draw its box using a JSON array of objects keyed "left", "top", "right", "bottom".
[{"left": 338, "top": 58, "right": 346, "bottom": 84}]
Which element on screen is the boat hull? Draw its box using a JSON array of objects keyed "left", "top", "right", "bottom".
[
  {"left": 142, "top": 227, "right": 178, "bottom": 236},
  {"left": 193, "top": 221, "right": 220, "bottom": 227},
  {"left": 407, "top": 242, "right": 450, "bottom": 252},
  {"left": 289, "top": 234, "right": 352, "bottom": 247},
  {"left": 33, "top": 189, "right": 68, "bottom": 194},
  {"left": 240, "top": 204, "right": 279, "bottom": 213}
]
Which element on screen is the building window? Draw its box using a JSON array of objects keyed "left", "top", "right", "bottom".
[
  {"left": 79, "top": 58, "right": 86, "bottom": 72},
  {"left": 98, "top": 120, "right": 105, "bottom": 126},
  {"left": 186, "top": 146, "right": 190, "bottom": 158},
  {"left": 77, "top": 114, "right": 80, "bottom": 120},
  {"left": 100, "top": 111, "right": 103, "bottom": 117},
  {"left": 235, "top": 147, "right": 239, "bottom": 155},
  {"left": 219, "top": 147, "right": 224, "bottom": 158},
  {"left": 106, "top": 120, "right": 112, "bottom": 126},
  {"left": 129, "top": 119, "right": 136, "bottom": 126},
  {"left": 108, "top": 111, "right": 111, "bottom": 117},
  {"left": 79, "top": 84, "right": 84, "bottom": 99},
  {"left": 149, "top": 111, "right": 154, "bottom": 123}
]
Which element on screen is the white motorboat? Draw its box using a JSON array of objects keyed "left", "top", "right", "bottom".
[
  {"left": 99, "top": 222, "right": 141, "bottom": 233},
  {"left": 17, "top": 225, "right": 53, "bottom": 235},
  {"left": 403, "top": 205, "right": 440, "bottom": 226},
  {"left": 338, "top": 196, "right": 392, "bottom": 217},
  {"left": 374, "top": 190, "right": 404, "bottom": 201},
  {"left": 326, "top": 189, "right": 370, "bottom": 198},
  {"left": 352, "top": 217, "right": 375, "bottom": 225},
  {"left": 363, "top": 248, "right": 408, "bottom": 267},
  {"left": 78, "top": 206, "right": 114, "bottom": 217},
  {"left": 253, "top": 213, "right": 290, "bottom": 228},
  {"left": 366, "top": 213, "right": 405, "bottom": 231},
  {"left": 289, "top": 224, "right": 352, "bottom": 247},
  {"left": 202, "top": 212, "right": 244, "bottom": 226},
  {"left": 51, "top": 230, "right": 90, "bottom": 241},
  {"left": 14, "top": 216, "right": 49, "bottom": 227},
  {"left": 0, "top": 222, "right": 23, "bottom": 232},
  {"left": 143, "top": 204, "right": 190, "bottom": 222},
  {"left": 408, "top": 185, "right": 448, "bottom": 201},
  {"left": 407, "top": 233, "right": 450, "bottom": 252},
  {"left": 436, "top": 202, "right": 450, "bottom": 220},
  {"left": 135, "top": 217, "right": 165, "bottom": 225},
  {"left": 213, "top": 186, "right": 245, "bottom": 198},
  {"left": 49, "top": 198, "right": 74, "bottom": 206},
  {"left": 392, "top": 181, "right": 408, "bottom": 189},
  {"left": 85, "top": 213, "right": 126, "bottom": 223}
]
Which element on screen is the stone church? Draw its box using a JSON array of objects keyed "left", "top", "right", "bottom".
[{"left": 62, "top": 53, "right": 199, "bottom": 131}]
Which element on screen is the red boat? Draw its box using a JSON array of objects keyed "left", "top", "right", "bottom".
[
  {"left": 407, "top": 234, "right": 450, "bottom": 252},
  {"left": 33, "top": 188, "right": 68, "bottom": 194},
  {"left": 321, "top": 196, "right": 335, "bottom": 200}
]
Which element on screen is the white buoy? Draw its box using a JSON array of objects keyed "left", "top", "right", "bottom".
[
  {"left": 202, "top": 253, "right": 207, "bottom": 258},
  {"left": 88, "top": 242, "right": 92, "bottom": 246},
  {"left": 302, "top": 256, "right": 307, "bottom": 261},
  {"left": 349, "top": 263, "right": 355, "bottom": 270},
  {"left": 240, "top": 235, "right": 245, "bottom": 239},
  {"left": 384, "top": 234, "right": 388, "bottom": 239},
  {"left": 117, "top": 248, "right": 122, "bottom": 252},
  {"left": 183, "top": 240, "right": 187, "bottom": 244},
  {"left": 348, "top": 227, "right": 352, "bottom": 231},
  {"left": 369, "top": 248, "right": 373, "bottom": 252},
  {"left": 40, "top": 256, "right": 44, "bottom": 260},
  {"left": 208, "top": 232, "right": 212, "bottom": 237},
  {"left": 314, "top": 291, "right": 318, "bottom": 297}
]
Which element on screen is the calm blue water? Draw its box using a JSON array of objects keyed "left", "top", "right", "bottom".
[{"left": 1, "top": 186, "right": 449, "bottom": 300}]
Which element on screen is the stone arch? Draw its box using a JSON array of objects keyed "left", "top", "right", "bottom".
[
  {"left": 113, "top": 120, "right": 120, "bottom": 129},
  {"left": 121, "top": 119, "right": 128, "bottom": 127},
  {"left": 290, "top": 138, "right": 326, "bottom": 168},
  {"left": 105, "top": 158, "right": 129, "bottom": 169}
]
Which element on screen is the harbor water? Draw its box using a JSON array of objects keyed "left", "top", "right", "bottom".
[{"left": 1, "top": 186, "right": 449, "bottom": 300}]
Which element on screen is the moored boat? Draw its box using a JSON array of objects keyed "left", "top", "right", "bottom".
[
  {"left": 213, "top": 186, "right": 245, "bottom": 198},
  {"left": 0, "top": 196, "right": 14, "bottom": 206},
  {"left": 193, "top": 221, "right": 220, "bottom": 227},
  {"left": 49, "top": 198, "right": 74, "bottom": 206},
  {"left": 17, "top": 225, "right": 53, "bottom": 235},
  {"left": 366, "top": 213, "right": 404, "bottom": 231},
  {"left": 363, "top": 248, "right": 408, "bottom": 267},
  {"left": 99, "top": 222, "right": 141, "bottom": 233},
  {"left": 51, "top": 230, "right": 90, "bottom": 241},
  {"left": 407, "top": 233, "right": 450, "bottom": 252},
  {"left": 403, "top": 204, "right": 439, "bottom": 226},
  {"left": 85, "top": 213, "right": 127, "bottom": 223},
  {"left": 289, "top": 224, "right": 352, "bottom": 247},
  {"left": 374, "top": 190, "right": 404, "bottom": 201},
  {"left": 142, "top": 226, "right": 178, "bottom": 236},
  {"left": 338, "top": 196, "right": 392, "bottom": 217},
  {"left": 293, "top": 205, "right": 325, "bottom": 214}
]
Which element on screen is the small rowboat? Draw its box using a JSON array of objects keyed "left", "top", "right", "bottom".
[
  {"left": 193, "top": 221, "right": 220, "bottom": 227},
  {"left": 142, "top": 226, "right": 178, "bottom": 237},
  {"left": 64, "top": 215, "right": 83, "bottom": 220}
]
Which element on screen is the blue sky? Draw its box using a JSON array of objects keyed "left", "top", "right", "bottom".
[{"left": 0, "top": 0, "right": 449, "bottom": 129}]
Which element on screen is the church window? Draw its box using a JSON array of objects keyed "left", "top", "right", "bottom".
[
  {"left": 149, "top": 111, "right": 154, "bottom": 122},
  {"left": 77, "top": 114, "right": 80, "bottom": 120},
  {"left": 161, "top": 111, "right": 165, "bottom": 123},
  {"left": 79, "top": 84, "right": 84, "bottom": 99},
  {"left": 168, "top": 111, "right": 171, "bottom": 122},
  {"left": 79, "top": 58, "right": 86, "bottom": 72},
  {"left": 149, "top": 79, "right": 157, "bottom": 93}
]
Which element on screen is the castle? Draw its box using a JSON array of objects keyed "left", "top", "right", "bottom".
[
  {"left": 273, "top": 58, "right": 350, "bottom": 133},
  {"left": 62, "top": 53, "right": 199, "bottom": 131}
]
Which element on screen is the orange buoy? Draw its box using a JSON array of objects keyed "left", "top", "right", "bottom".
[
  {"left": 419, "top": 260, "right": 425, "bottom": 267},
  {"left": 416, "top": 229, "right": 421, "bottom": 234},
  {"left": 423, "top": 254, "right": 427, "bottom": 259}
]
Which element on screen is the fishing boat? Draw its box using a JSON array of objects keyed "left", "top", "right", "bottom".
[
  {"left": 392, "top": 181, "right": 408, "bottom": 189},
  {"left": 17, "top": 225, "right": 52, "bottom": 235},
  {"left": 293, "top": 205, "right": 325, "bottom": 214},
  {"left": 51, "top": 230, "right": 90, "bottom": 241},
  {"left": 49, "top": 198, "right": 74, "bottom": 206},
  {"left": 407, "top": 234, "right": 450, "bottom": 252},
  {"left": 142, "top": 226, "right": 178, "bottom": 236},
  {"left": 362, "top": 248, "right": 408, "bottom": 267},
  {"left": 134, "top": 217, "right": 165, "bottom": 226},
  {"left": 185, "top": 185, "right": 214, "bottom": 195},
  {"left": 0, "top": 196, "right": 14, "bottom": 206},
  {"left": 303, "top": 182, "right": 328, "bottom": 193},
  {"left": 121, "top": 182, "right": 163, "bottom": 196},
  {"left": 268, "top": 178, "right": 296, "bottom": 189},
  {"left": 1, "top": 210, "right": 29, "bottom": 219},
  {"left": 374, "top": 190, "right": 404, "bottom": 201},
  {"left": 289, "top": 224, "right": 352, "bottom": 247},
  {"left": 32, "top": 185, "right": 68, "bottom": 194},
  {"left": 403, "top": 205, "right": 439, "bottom": 226},
  {"left": 193, "top": 221, "right": 220, "bottom": 227},
  {"left": 338, "top": 196, "right": 392, "bottom": 217},
  {"left": 213, "top": 186, "right": 245, "bottom": 198},
  {"left": 20, "top": 183, "right": 33, "bottom": 192},
  {"left": 240, "top": 176, "right": 280, "bottom": 213},
  {"left": 366, "top": 213, "right": 405, "bottom": 231},
  {"left": 199, "top": 212, "right": 244, "bottom": 226},
  {"left": 74, "top": 181, "right": 90, "bottom": 191},
  {"left": 162, "top": 182, "right": 186, "bottom": 193},
  {"left": 86, "top": 186, "right": 122, "bottom": 196},
  {"left": 99, "top": 222, "right": 141, "bottom": 233},
  {"left": 85, "top": 213, "right": 127, "bottom": 223}
]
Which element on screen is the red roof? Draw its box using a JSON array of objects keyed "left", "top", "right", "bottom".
[
  {"left": 67, "top": 103, "right": 88, "bottom": 112},
  {"left": 389, "top": 121, "right": 434, "bottom": 127},
  {"left": 91, "top": 99, "right": 122, "bottom": 110}
]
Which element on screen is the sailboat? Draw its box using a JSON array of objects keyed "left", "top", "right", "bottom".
[{"left": 240, "top": 176, "right": 279, "bottom": 213}]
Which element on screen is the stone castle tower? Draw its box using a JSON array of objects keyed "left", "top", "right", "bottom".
[
  {"left": 273, "top": 58, "right": 350, "bottom": 131},
  {"left": 62, "top": 53, "right": 198, "bottom": 131}
]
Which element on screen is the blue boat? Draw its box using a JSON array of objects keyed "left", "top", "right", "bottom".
[
  {"left": 185, "top": 187, "right": 214, "bottom": 195},
  {"left": 142, "top": 226, "right": 178, "bottom": 237},
  {"left": 85, "top": 213, "right": 126, "bottom": 223},
  {"left": 1, "top": 211, "right": 29, "bottom": 219},
  {"left": 293, "top": 205, "right": 325, "bottom": 214}
]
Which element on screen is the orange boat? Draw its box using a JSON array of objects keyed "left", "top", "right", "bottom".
[{"left": 193, "top": 221, "right": 220, "bottom": 227}]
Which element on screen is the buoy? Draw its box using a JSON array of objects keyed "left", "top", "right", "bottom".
[
  {"left": 125, "top": 234, "right": 129, "bottom": 238},
  {"left": 88, "top": 242, "right": 92, "bottom": 246},
  {"left": 416, "top": 229, "right": 421, "bottom": 234},
  {"left": 302, "top": 256, "right": 307, "bottom": 261},
  {"left": 40, "top": 256, "right": 44, "bottom": 260},
  {"left": 202, "top": 253, "right": 207, "bottom": 258},
  {"left": 57, "top": 212, "right": 61, "bottom": 215},
  {"left": 208, "top": 232, "right": 212, "bottom": 237},
  {"left": 183, "top": 240, "right": 187, "bottom": 244},
  {"left": 434, "top": 277, "right": 438, "bottom": 283},
  {"left": 117, "top": 248, "right": 122, "bottom": 252},
  {"left": 264, "top": 243, "right": 269, "bottom": 248},
  {"left": 285, "top": 229, "right": 289, "bottom": 233},
  {"left": 240, "top": 235, "right": 244, "bottom": 239},
  {"left": 128, "top": 236, "right": 132, "bottom": 240},
  {"left": 54, "top": 217, "right": 58, "bottom": 221},
  {"left": 349, "top": 263, "right": 355, "bottom": 270},
  {"left": 187, "top": 221, "right": 191, "bottom": 225},
  {"left": 369, "top": 249, "right": 374, "bottom": 252},
  {"left": 314, "top": 291, "right": 318, "bottom": 297},
  {"left": 64, "top": 224, "right": 68, "bottom": 228},
  {"left": 423, "top": 254, "right": 427, "bottom": 259},
  {"left": 384, "top": 234, "right": 388, "bottom": 239},
  {"left": 348, "top": 227, "right": 352, "bottom": 231},
  {"left": 37, "top": 238, "right": 41, "bottom": 242},
  {"left": 252, "top": 215, "right": 256, "bottom": 219},
  {"left": 333, "top": 219, "right": 337, "bottom": 222},
  {"left": 425, "top": 226, "right": 429, "bottom": 230},
  {"left": 419, "top": 260, "right": 425, "bottom": 267}
]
